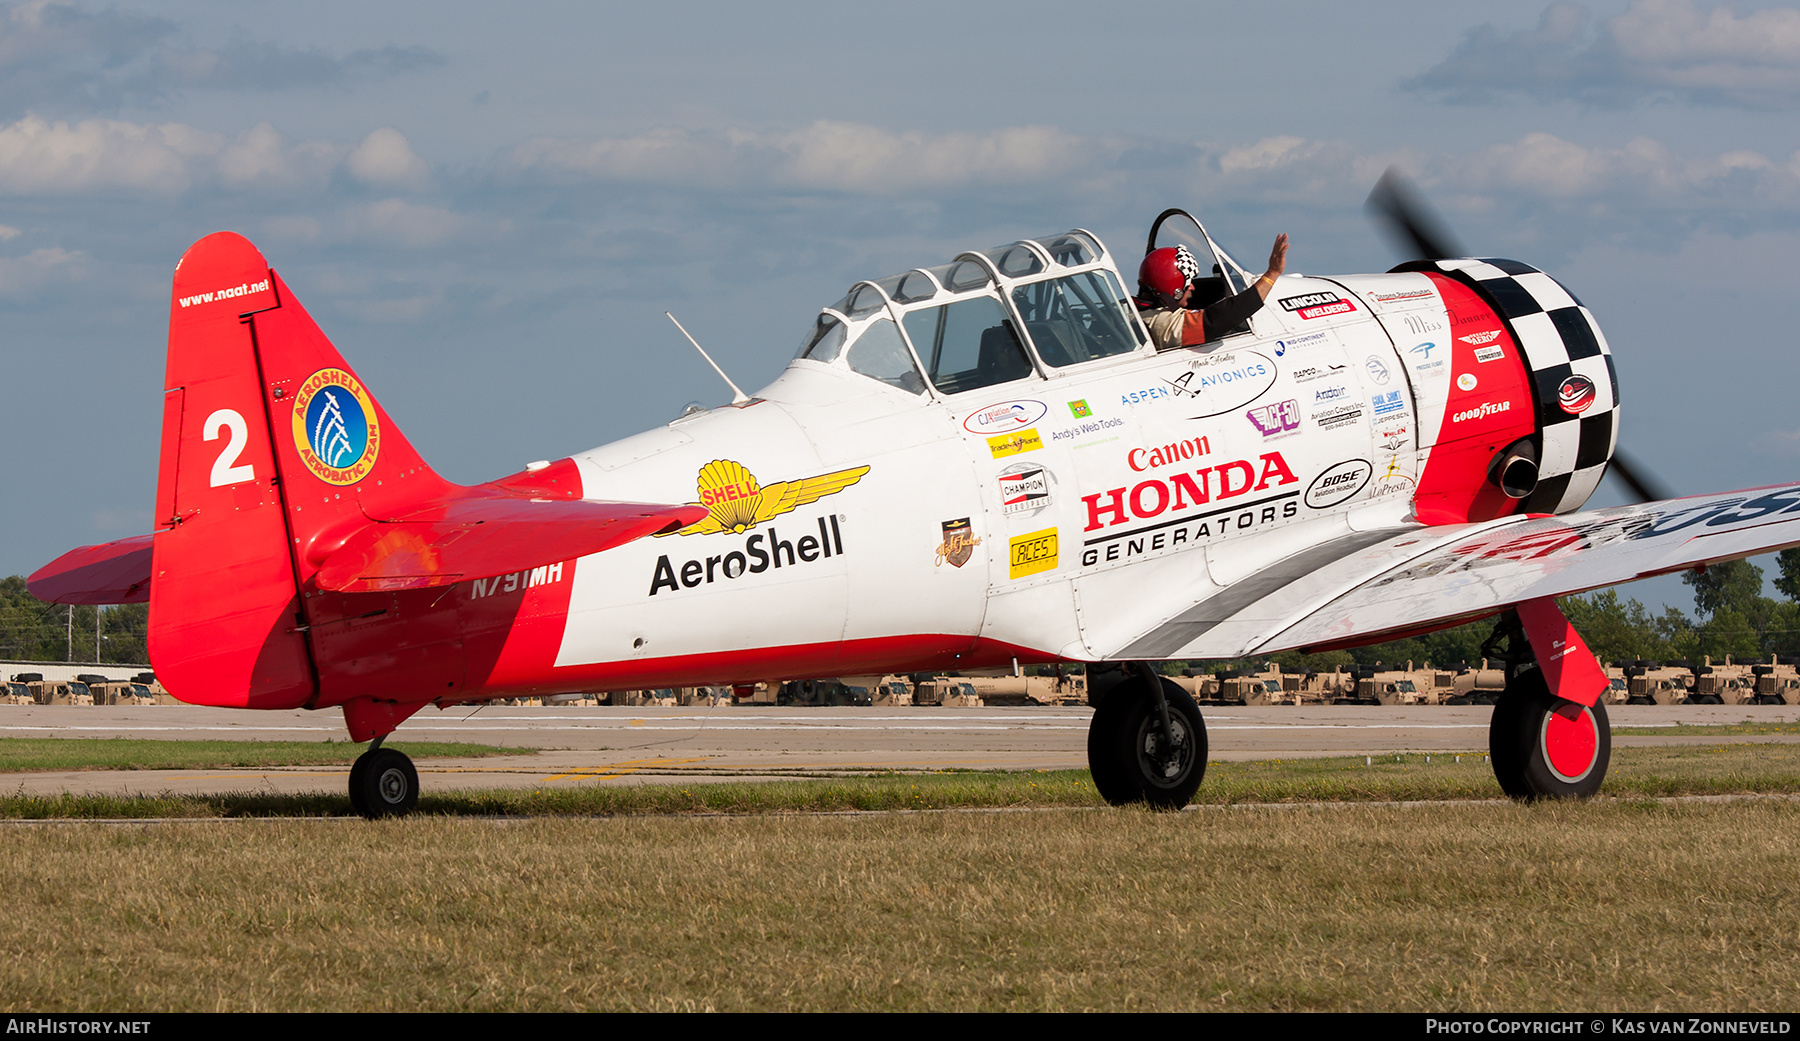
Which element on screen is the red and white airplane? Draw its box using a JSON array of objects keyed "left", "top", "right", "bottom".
[{"left": 30, "top": 191, "right": 1800, "bottom": 816}]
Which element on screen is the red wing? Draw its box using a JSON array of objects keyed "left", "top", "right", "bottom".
[
  {"left": 29, "top": 534, "right": 155, "bottom": 605},
  {"left": 313, "top": 497, "right": 708, "bottom": 593}
]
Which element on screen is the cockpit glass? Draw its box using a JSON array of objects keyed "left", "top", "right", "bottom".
[
  {"left": 1010, "top": 269, "right": 1144, "bottom": 367},
  {"left": 983, "top": 243, "right": 1044, "bottom": 278},
  {"left": 940, "top": 260, "right": 992, "bottom": 293},
  {"left": 1151, "top": 211, "right": 1245, "bottom": 295},
  {"left": 902, "top": 296, "right": 1032, "bottom": 395},
  {"left": 1033, "top": 232, "right": 1101, "bottom": 266},
  {"left": 845, "top": 318, "right": 925, "bottom": 394},
  {"left": 845, "top": 283, "right": 889, "bottom": 318},
  {"left": 893, "top": 270, "right": 939, "bottom": 304},
  {"left": 797, "top": 313, "right": 847, "bottom": 362}
]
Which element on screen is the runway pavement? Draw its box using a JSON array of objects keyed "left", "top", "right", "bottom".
[{"left": 1, "top": 702, "right": 1797, "bottom": 798}]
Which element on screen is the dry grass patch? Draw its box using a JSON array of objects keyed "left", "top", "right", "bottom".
[{"left": 1, "top": 801, "right": 1797, "bottom": 1011}]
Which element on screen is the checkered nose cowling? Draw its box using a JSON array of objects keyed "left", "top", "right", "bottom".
[{"left": 1417, "top": 258, "right": 1620, "bottom": 516}]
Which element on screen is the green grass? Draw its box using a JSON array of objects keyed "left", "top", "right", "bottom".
[
  {"left": 0, "top": 738, "right": 527, "bottom": 773},
  {"left": 2, "top": 802, "right": 1799, "bottom": 1010},
  {"left": 1, "top": 743, "right": 1798, "bottom": 819},
  {"left": 1614, "top": 720, "right": 1800, "bottom": 736}
]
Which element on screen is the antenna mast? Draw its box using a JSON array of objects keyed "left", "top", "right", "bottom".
[{"left": 664, "top": 312, "right": 749, "bottom": 405}]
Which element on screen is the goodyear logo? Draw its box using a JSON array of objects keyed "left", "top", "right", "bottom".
[
  {"left": 987, "top": 428, "right": 1042, "bottom": 458},
  {"left": 661, "top": 458, "right": 869, "bottom": 536},
  {"left": 292, "top": 367, "right": 380, "bottom": 486},
  {"left": 1009, "top": 527, "right": 1058, "bottom": 579}
]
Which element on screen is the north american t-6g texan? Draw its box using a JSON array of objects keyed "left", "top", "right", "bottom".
[{"left": 31, "top": 177, "right": 1800, "bottom": 817}]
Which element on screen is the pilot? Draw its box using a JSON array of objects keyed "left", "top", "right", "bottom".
[{"left": 1135, "top": 233, "right": 1288, "bottom": 349}]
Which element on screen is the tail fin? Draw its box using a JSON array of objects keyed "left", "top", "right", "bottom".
[{"left": 149, "top": 232, "right": 452, "bottom": 707}]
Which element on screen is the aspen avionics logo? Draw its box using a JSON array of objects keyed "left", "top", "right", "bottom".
[{"left": 291, "top": 368, "right": 380, "bottom": 485}]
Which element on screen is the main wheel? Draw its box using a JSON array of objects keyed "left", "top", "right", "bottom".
[
  {"left": 347, "top": 753, "right": 372, "bottom": 817},
  {"left": 350, "top": 748, "right": 419, "bottom": 819},
  {"left": 1087, "top": 675, "right": 1207, "bottom": 808},
  {"left": 1489, "top": 668, "right": 1610, "bottom": 800}
]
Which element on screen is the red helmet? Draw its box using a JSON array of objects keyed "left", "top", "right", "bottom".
[{"left": 1138, "top": 245, "right": 1202, "bottom": 300}]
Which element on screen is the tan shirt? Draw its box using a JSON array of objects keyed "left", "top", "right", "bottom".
[{"left": 1140, "top": 306, "right": 1205, "bottom": 350}]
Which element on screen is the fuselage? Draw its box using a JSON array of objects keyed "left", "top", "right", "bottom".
[{"left": 353, "top": 236, "right": 1617, "bottom": 705}]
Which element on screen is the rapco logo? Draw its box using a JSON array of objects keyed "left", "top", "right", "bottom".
[
  {"left": 1128, "top": 435, "right": 1210, "bottom": 472},
  {"left": 1008, "top": 527, "right": 1058, "bottom": 579},
  {"left": 661, "top": 458, "right": 869, "bottom": 536},
  {"left": 650, "top": 517, "right": 844, "bottom": 595},
  {"left": 963, "top": 399, "right": 1047, "bottom": 434},
  {"left": 1559, "top": 375, "right": 1597, "bottom": 415},
  {"left": 1304, "top": 459, "right": 1372, "bottom": 509},
  {"left": 1452, "top": 400, "right": 1512, "bottom": 423},
  {"left": 1082, "top": 452, "right": 1298, "bottom": 532},
  {"left": 1460, "top": 330, "right": 1502, "bottom": 345},
  {"left": 988, "top": 428, "right": 1043, "bottom": 457},
  {"left": 291, "top": 367, "right": 381, "bottom": 486},
  {"left": 1246, "top": 399, "right": 1300, "bottom": 437}
]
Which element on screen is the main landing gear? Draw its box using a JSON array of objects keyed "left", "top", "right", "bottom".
[
  {"left": 348, "top": 737, "right": 419, "bottom": 819},
  {"left": 1086, "top": 663, "right": 1208, "bottom": 809},
  {"left": 1481, "top": 612, "right": 1611, "bottom": 800}
]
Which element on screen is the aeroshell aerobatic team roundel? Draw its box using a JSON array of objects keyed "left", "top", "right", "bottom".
[{"left": 291, "top": 367, "right": 381, "bottom": 485}]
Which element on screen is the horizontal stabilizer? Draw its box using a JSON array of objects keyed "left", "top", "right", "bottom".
[
  {"left": 29, "top": 534, "right": 155, "bottom": 605},
  {"left": 313, "top": 497, "right": 708, "bottom": 593}
]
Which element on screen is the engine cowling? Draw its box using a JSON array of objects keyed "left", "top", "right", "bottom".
[{"left": 1379, "top": 258, "right": 1620, "bottom": 524}]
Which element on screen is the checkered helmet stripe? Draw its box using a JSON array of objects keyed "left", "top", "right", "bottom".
[
  {"left": 1173, "top": 244, "right": 1202, "bottom": 282},
  {"left": 1428, "top": 258, "right": 1620, "bottom": 516}
]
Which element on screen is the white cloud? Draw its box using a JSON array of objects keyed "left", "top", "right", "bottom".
[
  {"left": 345, "top": 198, "right": 464, "bottom": 248},
  {"left": 0, "top": 245, "right": 82, "bottom": 295},
  {"left": 507, "top": 121, "right": 1098, "bottom": 195},
  {"left": 0, "top": 115, "right": 213, "bottom": 193},
  {"left": 346, "top": 127, "right": 427, "bottom": 189},
  {"left": 1411, "top": 0, "right": 1800, "bottom": 108}
]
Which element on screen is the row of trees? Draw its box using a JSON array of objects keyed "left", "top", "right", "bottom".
[
  {"left": 6, "top": 550, "right": 1800, "bottom": 674},
  {"left": 0, "top": 576, "right": 148, "bottom": 664},
  {"left": 1167, "top": 550, "right": 1800, "bottom": 677}
]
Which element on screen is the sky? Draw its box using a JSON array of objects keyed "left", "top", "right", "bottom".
[{"left": 5, "top": 0, "right": 1800, "bottom": 615}]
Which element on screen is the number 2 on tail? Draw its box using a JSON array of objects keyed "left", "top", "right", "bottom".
[{"left": 204, "top": 409, "right": 255, "bottom": 487}]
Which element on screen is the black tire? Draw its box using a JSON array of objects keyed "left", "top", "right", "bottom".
[
  {"left": 347, "top": 753, "right": 371, "bottom": 817},
  {"left": 1087, "top": 675, "right": 1207, "bottom": 809},
  {"left": 1489, "top": 669, "right": 1610, "bottom": 801},
  {"left": 351, "top": 748, "right": 419, "bottom": 819}
]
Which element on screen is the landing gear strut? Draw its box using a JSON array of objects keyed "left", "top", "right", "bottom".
[
  {"left": 1086, "top": 663, "right": 1208, "bottom": 808},
  {"left": 1481, "top": 612, "right": 1611, "bottom": 800},
  {"left": 348, "top": 736, "right": 419, "bottom": 819}
]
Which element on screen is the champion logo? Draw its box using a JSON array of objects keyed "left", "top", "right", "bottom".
[{"left": 1460, "top": 331, "right": 1503, "bottom": 345}]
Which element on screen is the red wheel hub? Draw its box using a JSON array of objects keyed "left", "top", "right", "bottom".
[{"left": 1540, "top": 703, "right": 1598, "bottom": 782}]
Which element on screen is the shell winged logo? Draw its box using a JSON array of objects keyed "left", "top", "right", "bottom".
[{"left": 660, "top": 458, "right": 871, "bottom": 536}]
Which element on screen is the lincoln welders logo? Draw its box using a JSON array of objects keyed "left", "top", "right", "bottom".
[
  {"left": 660, "top": 458, "right": 870, "bottom": 536},
  {"left": 291, "top": 367, "right": 380, "bottom": 485}
]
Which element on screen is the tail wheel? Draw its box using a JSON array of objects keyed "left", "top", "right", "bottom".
[
  {"left": 1489, "top": 668, "right": 1610, "bottom": 800},
  {"left": 1087, "top": 675, "right": 1207, "bottom": 809},
  {"left": 350, "top": 747, "right": 419, "bottom": 819}
]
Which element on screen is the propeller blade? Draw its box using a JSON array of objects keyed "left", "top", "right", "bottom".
[
  {"left": 1606, "top": 450, "right": 1672, "bottom": 503},
  {"left": 1365, "top": 167, "right": 1465, "bottom": 262}
]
